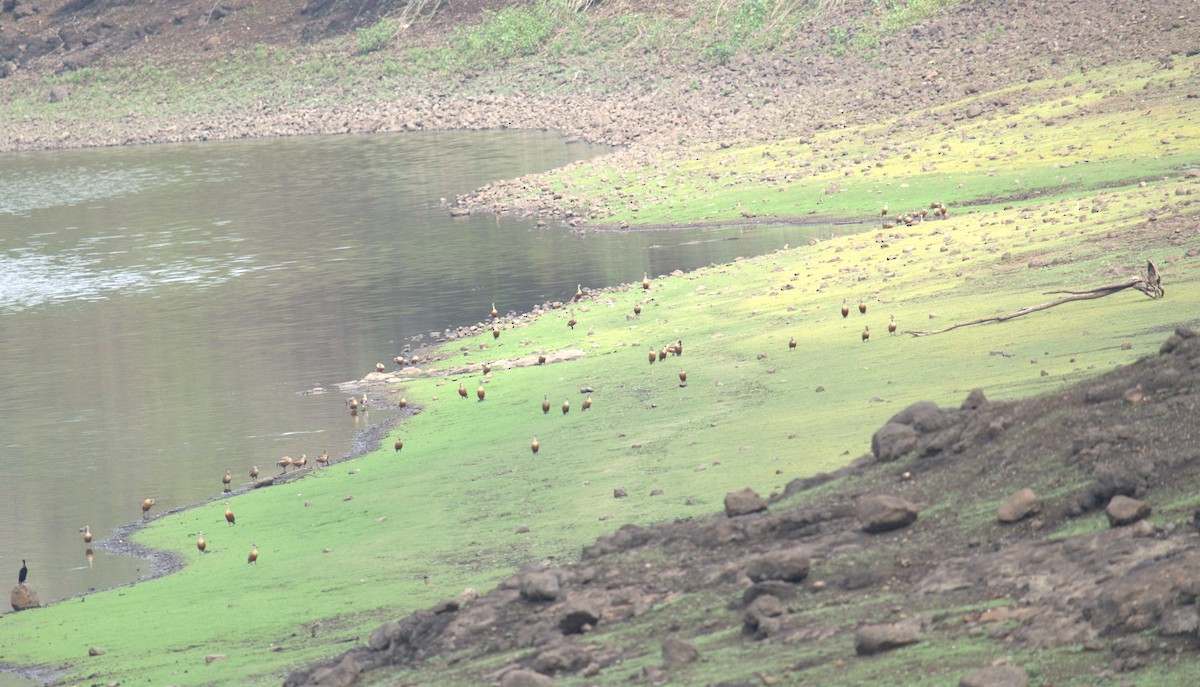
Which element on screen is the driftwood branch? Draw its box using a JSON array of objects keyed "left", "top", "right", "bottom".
[{"left": 908, "top": 261, "right": 1163, "bottom": 337}]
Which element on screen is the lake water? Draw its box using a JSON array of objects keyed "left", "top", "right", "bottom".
[{"left": 0, "top": 130, "right": 844, "bottom": 608}]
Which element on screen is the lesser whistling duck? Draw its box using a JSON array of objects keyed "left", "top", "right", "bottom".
[
  {"left": 675, "top": 339, "right": 683, "bottom": 356},
  {"left": 459, "top": 383, "right": 468, "bottom": 400},
  {"left": 490, "top": 303, "right": 499, "bottom": 319},
  {"left": 477, "top": 383, "right": 486, "bottom": 402},
  {"left": 317, "top": 450, "right": 329, "bottom": 467},
  {"left": 394, "top": 438, "right": 403, "bottom": 452},
  {"left": 538, "top": 353, "right": 547, "bottom": 365},
  {"left": 881, "top": 202, "right": 889, "bottom": 216},
  {"left": 278, "top": 455, "right": 292, "bottom": 473},
  {"left": 888, "top": 315, "right": 897, "bottom": 335},
  {"left": 248, "top": 543, "right": 258, "bottom": 565},
  {"left": 562, "top": 398, "right": 570, "bottom": 415},
  {"left": 225, "top": 502, "right": 235, "bottom": 526},
  {"left": 196, "top": 531, "right": 206, "bottom": 554},
  {"left": 493, "top": 327, "right": 501, "bottom": 340},
  {"left": 348, "top": 397, "right": 359, "bottom": 414},
  {"left": 679, "top": 370, "right": 688, "bottom": 386},
  {"left": 531, "top": 435, "right": 540, "bottom": 454},
  {"left": 250, "top": 465, "right": 260, "bottom": 479},
  {"left": 394, "top": 356, "right": 406, "bottom": 366},
  {"left": 583, "top": 395, "right": 592, "bottom": 411},
  {"left": 789, "top": 336, "right": 797, "bottom": 351},
  {"left": 375, "top": 362, "right": 386, "bottom": 373},
  {"left": 542, "top": 395, "right": 551, "bottom": 414},
  {"left": 642, "top": 273, "right": 650, "bottom": 290},
  {"left": 859, "top": 299, "right": 867, "bottom": 315},
  {"left": 648, "top": 350, "right": 656, "bottom": 365},
  {"left": 398, "top": 397, "right": 408, "bottom": 408},
  {"left": 482, "top": 363, "right": 491, "bottom": 375},
  {"left": 567, "top": 315, "right": 577, "bottom": 329},
  {"left": 658, "top": 347, "right": 668, "bottom": 362},
  {"left": 634, "top": 303, "right": 642, "bottom": 316},
  {"left": 841, "top": 299, "right": 850, "bottom": 318},
  {"left": 142, "top": 498, "right": 155, "bottom": 520},
  {"left": 222, "top": 469, "right": 232, "bottom": 492},
  {"left": 862, "top": 326, "right": 871, "bottom": 342},
  {"left": 82, "top": 526, "right": 92, "bottom": 544},
  {"left": 574, "top": 284, "right": 583, "bottom": 301},
  {"left": 294, "top": 454, "right": 307, "bottom": 470}
]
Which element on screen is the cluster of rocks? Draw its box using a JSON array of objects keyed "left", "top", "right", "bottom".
[{"left": 286, "top": 329, "right": 1200, "bottom": 686}]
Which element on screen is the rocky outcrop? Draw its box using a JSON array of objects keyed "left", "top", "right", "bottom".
[
  {"left": 854, "top": 622, "right": 921, "bottom": 655},
  {"left": 997, "top": 488, "right": 1040, "bottom": 524},
  {"left": 10, "top": 584, "right": 39, "bottom": 611},
  {"left": 857, "top": 494, "right": 919, "bottom": 533}
]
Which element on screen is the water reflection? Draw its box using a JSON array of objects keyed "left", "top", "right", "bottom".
[{"left": 0, "top": 131, "right": 843, "bottom": 606}]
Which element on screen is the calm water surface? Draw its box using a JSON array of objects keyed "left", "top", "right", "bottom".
[{"left": 0, "top": 131, "right": 842, "bottom": 608}]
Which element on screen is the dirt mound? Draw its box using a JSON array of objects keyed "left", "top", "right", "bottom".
[{"left": 284, "top": 328, "right": 1200, "bottom": 686}]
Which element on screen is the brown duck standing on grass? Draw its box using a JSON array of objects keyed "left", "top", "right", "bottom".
[
  {"left": 642, "top": 273, "right": 650, "bottom": 290},
  {"left": 493, "top": 326, "right": 501, "bottom": 340},
  {"left": 634, "top": 303, "right": 642, "bottom": 316},
  {"left": 789, "top": 336, "right": 797, "bottom": 351},
  {"left": 542, "top": 395, "right": 551, "bottom": 414},
  {"left": 582, "top": 395, "right": 592, "bottom": 411},
  {"left": 862, "top": 326, "right": 871, "bottom": 343},
  {"left": 841, "top": 299, "right": 850, "bottom": 318},
  {"left": 648, "top": 350, "right": 657, "bottom": 365},
  {"left": 222, "top": 469, "right": 232, "bottom": 493},
  {"left": 531, "top": 435, "right": 540, "bottom": 454},
  {"left": 248, "top": 543, "right": 258, "bottom": 565},
  {"left": 459, "top": 383, "right": 468, "bottom": 400},
  {"left": 141, "top": 498, "right": 155, "bottom": 520},
  {"left": 567, "top": 314, "right": 577, "bottom": 330},
  {"left": 658, "top": 347, "right": 668, "bottom": 362},
  {"left": 225, "top": 502, "right": 236, "bottom": 526},
  {"left": 674, "top": 339, "right": 683, "bottom": 356},
  {"left": 562, "top": 397, "right": 570, "bottom": 415},
  {"left": 196, "top": 531, "right": 206, "bottom": 554},
  {"left": 394, "top": 438, "right": 403, "bottom": 452},
  {"left": 679, "top": 370, "right": 688, "bottom": 387},
  {"left": 477, "top": 383, "right": 486, "bottom": 402},
  {"left": 538, "top": 353, "right": 547, "bottom": 365},
  {"left": 859, "top": 299, "right": 867, "bottom": 315},
  {"left": 482, "top": 363, "right": 491, "bottom": 375},
  {"left": 888, "top": 315, "right": 898, "bottom": 335}
]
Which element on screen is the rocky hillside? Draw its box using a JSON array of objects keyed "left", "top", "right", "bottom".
[{"left": 285, "top": 328, "right": 1200, "bottom": 686}]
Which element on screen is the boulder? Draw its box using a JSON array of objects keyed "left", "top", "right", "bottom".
[
  {"left": 854, "top": 622, "right": 920, "bottom": 655},
  {"left": 557, "top": 600, "right": 600, "bottom": 634},
  {"left": 519, "top": 571, "right": 562, "bottom": 602},
  {"left": 888, "top": 400, "right": 949, "bottom": 432},
  {"left": 530, "top": 639, "right": 592, "bottom": 674},
  {"left": 724, "top": 488, "right": 768, "bottom": 517},
  {"left": 997, "top": 488, "right": 1040, "bottom": 524},
  {"left": 857, "top": 494, "right": 919, "bottom": 533},
  {"left": 959, "top": 665, "right": 1029, "bottom": 687},
  {"left": 961, "top": 388, "right": 988, "bottom": 410},
  {"left": 1106, "top": 495, "right": 1151, "bottom": 527},
  {"left": 742, "top": 580, "right": 798, "bottom": 604},
  {"left": 871, "top": 422, "right": 918, "bottom": 462},
  {"left": 661, "top": 637, "right": 699, "bottom": 669},
  {"left": 743, "top": 594, "right": 783, "bottom": 639},
  {"left": 10, "top": 583, "right": 40, "bottom": 611},
  {"left": 501, "top": 669, "right": 555, "bottom": 687},
  {"left": 745, "top": 551, "right": 810, "bottom": 583}
]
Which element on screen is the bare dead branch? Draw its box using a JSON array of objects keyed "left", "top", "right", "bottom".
[{"left": 908, "top": 261, "right": 1163, "bottom": 337}]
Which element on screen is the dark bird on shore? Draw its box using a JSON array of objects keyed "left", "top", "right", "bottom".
[
  {"left": 196, "top": 531, "right": 206, "bottom": 554},
  {"left": 789, "top": 336, "right": 797, "bottom": 351},
  {"left": 841, "top": 299, "right": 850, "bottom": 318},
  {"left": 459, "top": 383, "right": 468, "bottom": 400},
  {"left": 222, "top": 469, "right": 232, "bottom": 492},
  {"left": 862, "top": 325, "right": 871, "bottom": 342},
  {"left": 888, "top": 315, "right": 898, "bottom": 335},
  {"left": 493, "top": 327, "right": 501, "bottom": 340},
  {"left": 294, "top": 454, "right": 307, "bottom": 470},
  {"left": 648, "top": 350, "right": 657, "bottom": 365},
  {"left": 542, "top": 395, "right": 551, "bottom": 414},
  {"left": 531, "top": 435, "right": 540, "bottom": 454},
  {"left": 248, "top": 543, "right": 258, "bottom": 565},
  {"left": 634, "top": 304, "right": 642, "bottom": 316},
  {"left": 574, "top": 284, "right": 583, "bottom": 301},
  {"left": 394, "top": 438, "right": 403, "bottom": 452},
  {"left": 582, "top": 395, "right": 592, "bottom": 411},
  {"left": 375, "top": 362, "right": 386, "bottom": 373},
  {"left": 859, "top": 299, "right": 867, "bottom": 315},
  {"left": 477, "top": 383, "right": 486, "bottom": 402},
  {"left": 562, "top": 397, "right": 570, "bottom": 415},
  {"left": 642, "top": 273, "right": 650, "bottom": 290},
  {"left": 250, "top": 465, "right": 260, "bottom": 479},
  {"left": 317, "top": 450, "right": 329, "bottom": 467},
  {"left": 538, "top": 353, "right": 547, "bottom": 365},
  {"left": 82, "top": 526, "right": 92, "bottom": 544},
  {"left": 567, "top": 315, "right": 577, "bottom": 329},
  {"left": 225, "top": 502, "right": 236, "bottom": 526},
  {"left": 18, "top": 560, "right": 27, "bottom": 584},
  {"left": 490, "top": 303, "right": 499, "bottom": 319},
  {"left": 142, "top": 498, "right": 155, "bottom": 520},
  {"left": 482, "top": 363, "right": 491, "bottom": 375},
  {"left": 278, "top": 455, "right": 292, "bottom": 473},
  {"left": 679, "top": 370, "right": 688, "bottom": 386}
]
